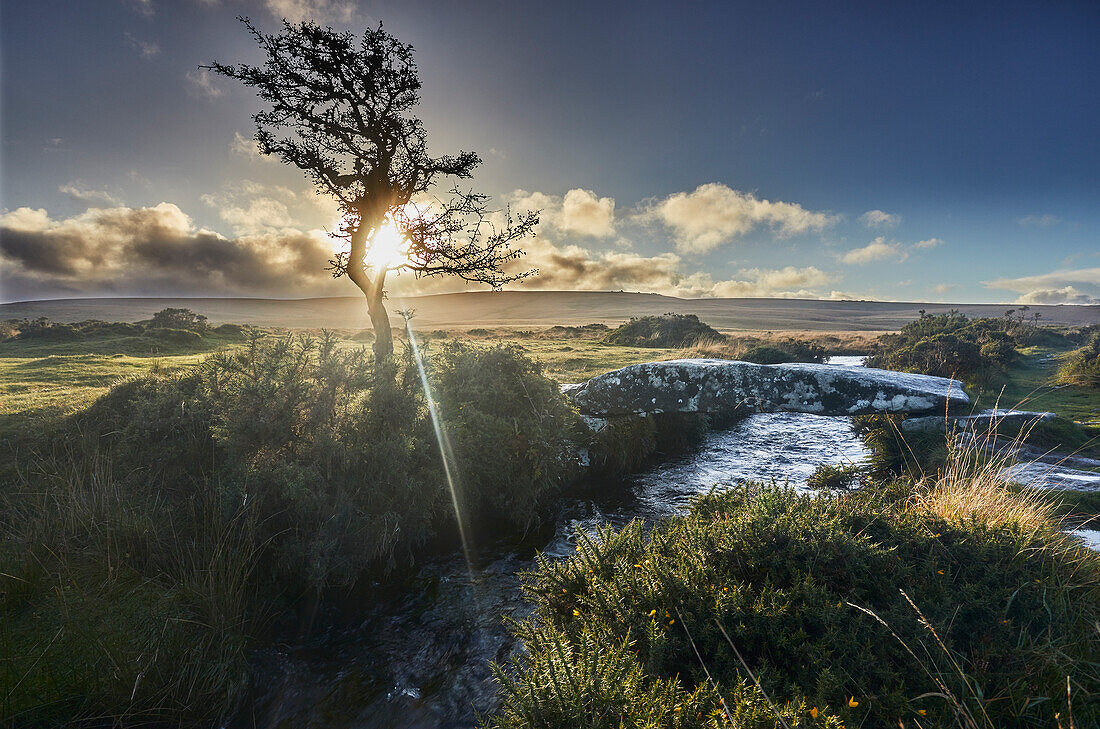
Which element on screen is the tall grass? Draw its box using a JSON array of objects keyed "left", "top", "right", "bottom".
[{"left": 487, "top": 427, "right": 1100, "bottom": 728}]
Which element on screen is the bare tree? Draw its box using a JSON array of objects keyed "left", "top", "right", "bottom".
[{"left": 207, "top": 18, "right": 537, "bottom": 365}]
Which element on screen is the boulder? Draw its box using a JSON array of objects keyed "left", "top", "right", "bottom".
[
  {"left": 564, "top": 358, "right": 969, "bottom": 417},
  {"left": 901, "top": 409, "right": 1056, "bottom": 434}
]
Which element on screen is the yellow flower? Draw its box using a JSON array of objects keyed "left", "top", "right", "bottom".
[
  {"left": 848, "top": 697, "right": 859, "bottom": 708},
  {"left": 572, "top": 609, "right": 580, "bottom": 617},
  {"left": 917, "top": 709, "right": 927, "bottom": 716},
  {"left": 562, "top": 588, "right": 567, "bottom": 593},
  {"left": 648, "top": 609, "right": 657, "bottom": 617},
  {"left": 809, "top": 706, "right": 819, "bottom": 718},
  {"left": 937, "top": 570, "right": 945, "bottom": 575},
  {"left": 669, "top": 619, "right": 676, "bottom": 625}
]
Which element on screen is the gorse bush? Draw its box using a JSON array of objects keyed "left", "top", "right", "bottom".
[
  {"left": 1058, "top": 331, "right": 1100, "bottom": 389},
  {"left": 490, "top": 485, "right": 1100, "bottom": 728},
  {"left": 1, "top": 333, "right": 580, "bottom": 726},
  {"left": 604, "top": 314, "right": 724, "bottom": 348},
  {"left": 149, "top": 307, "right": 210, "bottom": 332},
  {"left": 866, "top": 311, "right": 1021, "bottom": 383},
  {"left": 740, "top": 338, "right": 827, "bottom": 365}
]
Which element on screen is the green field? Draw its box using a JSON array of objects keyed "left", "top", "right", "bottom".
[{"left": 971, "top": 345, "right": 1099, "bottom": 423}]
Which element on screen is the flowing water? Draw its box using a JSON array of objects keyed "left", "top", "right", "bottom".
[{"left": 248, "top": 358, "right": 873, "bottom": 728}]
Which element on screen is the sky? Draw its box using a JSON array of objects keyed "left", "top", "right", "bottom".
[{"left": 2, "top": 0, "right": 1099, "bottom": 304}]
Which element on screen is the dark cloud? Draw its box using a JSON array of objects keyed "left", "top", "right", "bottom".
[{"left": 0, "top": 203, "right": 340, "bottom": 301}]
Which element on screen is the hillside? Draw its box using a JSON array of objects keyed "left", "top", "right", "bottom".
[{"left": 2, "top": 291, "right": 1097, "bottom": 332}]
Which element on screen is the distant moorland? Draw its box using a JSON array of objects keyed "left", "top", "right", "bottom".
[{"left": 3, "top": 291, "right": 1097, "bottom": 332}]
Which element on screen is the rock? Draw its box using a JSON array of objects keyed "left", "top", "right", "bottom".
[
  {"left": 564, "top": 358, "right": 969, "bottom": 417},
  {"left": 901, "top": 409, "right": 1056, "bottom": 433},
  {"left": 1000, "top": 461, "right": 1100, "bottom": 491}
]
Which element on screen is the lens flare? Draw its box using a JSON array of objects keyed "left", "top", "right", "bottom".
[{"left": 401, "top": 310, "right": 476, "bottom": 573}]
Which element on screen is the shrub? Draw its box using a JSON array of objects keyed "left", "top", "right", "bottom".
[
  {"left": 1057, "top": 331, "right": 1100, "bottom": 389},
  {"left": 2, "top": 334, "right": 583, "bottom": 726},
  {"left": 739, "top": 338, "right": 826, "bottom": 365},
  {"left": 604, "top": 314, "right": 724, "bottom": 348},
  {"left": 491, "top": 485, "right": 1100, "bottom": 728},
  {"left": 10, "top": 318, "right": 81, "bottom": 341},
  {"left": 149, "top": 307, "right": 209, "bottom": 332},
  {"left": 866, "top": 311, "right": 1021, "bottom": 382},
  {"left": 142, "top": 326, "right": 204, "bottom": 347},
  {"left": 806, "top": 462, "right": 863, "bottom": 490},
  {"left": 213, "top": 322, "right": 249, "bottom": 337},
  {"left": 431, "top": 341, "right": 580, "bottom": 530}
]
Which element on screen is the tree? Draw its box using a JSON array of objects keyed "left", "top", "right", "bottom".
[{"left": 207, "top": 18, "right": 537, "bottom": 366}]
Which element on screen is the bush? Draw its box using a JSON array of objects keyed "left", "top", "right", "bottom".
[
  {"left": 490, "top": 485, "right": 1100, "bottom": 728},
  {"left": 739, "top": 338, "right": 826, "bottom": 365},
  {"left": 431, "top": 341, "right": 580, "bottom": 530},
  {"left": 10, "top": 318, "right": 81, "bottom": 341},
  {"left": 1057, "top": 331, "right": 1100, "bottom": 389},
  {"left": 149, "top": 307, "right": 209, "bottom": 332},
  {"left": 806, "top": 462, "right": 863, "bottom": 490},
  {"left": 604, "top": 314, "right": 724, "bottom": 348},
  {"left": 2, "top": 333, "right": 581, "bottom": 726},
  {"left": 142, "top": 326, "right": 204, "bottom": 347},
  {"left": 866, "top": 311, "right": 1021, "bottom": 383}
]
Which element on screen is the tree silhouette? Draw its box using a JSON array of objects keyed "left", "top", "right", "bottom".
[{"left": 207, "top": 18, "right": 537, "bottom": 365}]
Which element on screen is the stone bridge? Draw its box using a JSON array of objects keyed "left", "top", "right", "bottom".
[{"left": 563, "top": 359, "right": 969, "bottom": 417}]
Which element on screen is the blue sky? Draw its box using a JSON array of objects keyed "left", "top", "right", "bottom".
[{"left": 2, "top": 0, "right": 1098, "bottom": 303}]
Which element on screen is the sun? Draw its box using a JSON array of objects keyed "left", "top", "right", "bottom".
[{"left": 365, "top": 218, "right": 409, "bottom": 270}]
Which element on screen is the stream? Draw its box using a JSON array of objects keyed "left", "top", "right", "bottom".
[{"left": 247, "top": 357, "right": 871, "bottom": 728}]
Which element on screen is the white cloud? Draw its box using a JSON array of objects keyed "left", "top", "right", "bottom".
[
  {"left": 986, "top": 267, "right": 1100, "bottom": 304},
  {"left": 1018, "top": 214, "right": 1061, "bottom": 227},
  {"left": 913, "top": 237, "right": 943, "bottom": 249},
  {"left": 859, "top": 209, "right": 900, "bottom": 229},
  {"left": 559, "top": 189, "right": 615, "bottom": 237},
  {"left": 1014, "top": 286, "right": 1097, "bottom": 305},
  {"left": 127, "top": 0, "right": 154, "bottom": 18},
  {"left": 932, "top": 283, "right": 958, "bottom": 294},
  {"left": 124, "top": 32, "right": 160, "bottom": 58},
  {"left": 59, "top": 183, "right": 123, "bottom": 207},
  {"left": 840, "top": 237, "right": 908, "bottom": 264},
  {"left": 263, "top": 0, "right": 356, "bottom": 23},
  {"left": 640, "top": 183, "right": 838, "bottom": 253},
  {"left": 507, "top": 188, "right": 616, "bottom": 238},
  {"left": 186, "top": 69, "right": 225, "bottom": 99}
]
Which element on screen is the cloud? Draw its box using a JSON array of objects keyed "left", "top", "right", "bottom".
[
  {"left": 559, "top": 189, "right": 615, "bottom": 237},
  {"left": 986, "top": 267, "right": 1100, "bottom": 305},
  {"left": 859, "top": 209, "right": 900, "bottom": 229},
  {"left": 124, "top": 32, "right": 160, "bottom": 58},
  {"left": 0, "top": 204, "right": 340, "bottom": 301},
  {"left": 201, "top": 179, "right": 341, "bottom": 236},
  {"left": 127, "top": 0, "right": 154, "bottom": 18},
  {"left": 263, "top": 0, "right": 356, "bottom": 23},
  {"left": 1018, "top": 214, "right": 1061, "bottom": 227},
  {"left": 932, "top": 283, "right": 958, "bottom": 294},
  {"left": 1013, "top": 286, "right": 1096, "bottom": 305},
  {"left": 508, "top": 188, "right": 616, "bottom": 238},
  {"left": 59, "top": 183, "right": 124, "bottom": 207},
  {"left": 498, "top": 236, "right": 840, "bottom": 299},
  {"left": 640, "top": 183, "right": 838, "bottom": 253},
  {"left": 913, "top": 237, "right": 943, "bottom": 249},
  {"left": 186, "top": 69, "right": 225, "bottom": 99},
  {"left": 840, "top": 237, "right": 908, "bottom": 264}
]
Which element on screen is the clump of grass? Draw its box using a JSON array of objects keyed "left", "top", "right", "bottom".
[
  {"left": 1057, "top": 331, "right": 1100, "bottom": 389},
  {"left": 806, "top": 462, "right": 863, "bottom": 490},
  {"left": 489, "top": 473, "right": 1100, "bottom": 728}
]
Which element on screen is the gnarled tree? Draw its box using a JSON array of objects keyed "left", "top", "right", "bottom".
[{"left": 207, "top": 18, "right": 536, "bottom": 365}]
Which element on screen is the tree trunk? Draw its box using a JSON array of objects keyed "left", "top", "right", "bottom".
[
  {"left": 366, "top": 285, "right": 393, "bottom": 363},
  {"left": 346, "top": 208, "right": 395, "bottom": 371}
]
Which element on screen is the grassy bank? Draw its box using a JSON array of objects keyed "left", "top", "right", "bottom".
[
  {"left": 0, "top": 333, "right": 582, "bottom": 726},
  {"left": 489, "top": 479, "right": 1100, "bottom": 728}
]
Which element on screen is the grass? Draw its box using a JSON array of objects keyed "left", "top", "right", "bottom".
[
  {"left": 489, "top": 459, "right": 1100, "bottom": 728},
  {"left": 974, "top": 345, "right": 1100, "bottom": 424}
]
